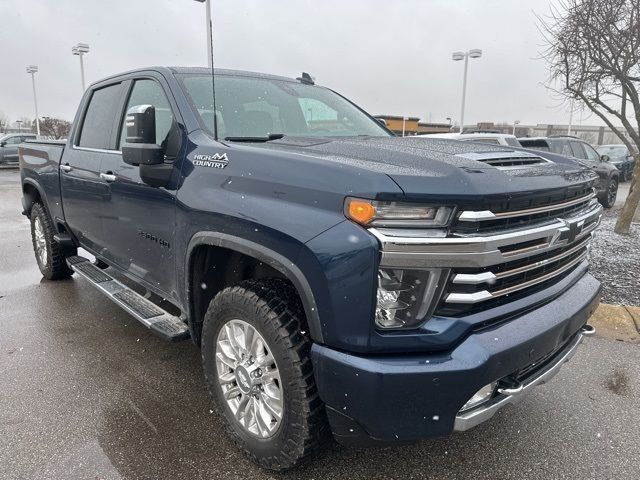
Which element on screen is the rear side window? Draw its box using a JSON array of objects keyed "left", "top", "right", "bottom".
[
  {"left": 78, "top": 83, "right": 123, "bottom": 149},
  {"left": 583, "top": 143, "right": 600, "bottom": 161},
  {"left": 569, "top": 141, "right": 587, "bottom": 159}
]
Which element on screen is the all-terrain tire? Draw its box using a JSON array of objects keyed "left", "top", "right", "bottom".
[
  {"left": 30, "top": 203, "right": 76, "bottom": 280},
  {"left": 201, "top": 279, "right": 330, "bottom": 471}
]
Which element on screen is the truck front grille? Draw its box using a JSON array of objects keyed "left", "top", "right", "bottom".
[{"left": 370, "top": 184, "right": 603, "bottom": 319}]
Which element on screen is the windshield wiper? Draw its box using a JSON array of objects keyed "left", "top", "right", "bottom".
[{"left": 224, "top": 133, "right": 285, "bottom": 142}]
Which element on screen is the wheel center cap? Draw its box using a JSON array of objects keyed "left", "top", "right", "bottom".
[{"left": 235, "top": 365, "right": 253, "bottom": 394}]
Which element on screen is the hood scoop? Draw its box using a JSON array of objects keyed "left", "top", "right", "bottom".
[{"left": 456, "top": 151, "right": 551, "bottom": 169}]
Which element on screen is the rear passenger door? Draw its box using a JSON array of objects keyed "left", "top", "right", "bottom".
[
  {"left": 61, "top": 82, "right": 125, "bottom": 253},
  {"left": 98, "top": 76, "right": 181, "bottom": 298}
]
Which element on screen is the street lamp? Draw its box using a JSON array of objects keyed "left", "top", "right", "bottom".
[
  {"left": 25, "top": 65, "right": 40, "bottom": 136},
  {"left": 194, "top": 0, "right": 213, "bottom": 68},
  {"left": 15, "top": 120, "right": 23, "bottom": 133},
  {"left": 72, "top": 43, "right": 90, "bottom": 92},
  {"left": 512, "top": 120, "right": 520, "bottom": 136},
  {"left": 452, "top": 49, "right": 482, "bottom": 133}
]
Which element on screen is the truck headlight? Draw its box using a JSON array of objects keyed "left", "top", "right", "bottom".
[
  {"left": 376, "top": 268, "right": 448, "bottom": 329},
  {"left": 345, "top": 198, "right": 454, "bottom": 228}
]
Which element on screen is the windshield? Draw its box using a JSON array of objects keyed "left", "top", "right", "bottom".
[
  {"left": 596, "top": 146, "right": 628, "bottom": 157},
  {"left": 179, "top": 74, "right": 391, "bottom": 139}
]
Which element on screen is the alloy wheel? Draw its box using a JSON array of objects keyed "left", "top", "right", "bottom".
[
  {"left": 33, "top": 216, "right": 48, "bottom": 267},
  {"left": 215, "top": 319, "right": 283, "bottom": 438}
]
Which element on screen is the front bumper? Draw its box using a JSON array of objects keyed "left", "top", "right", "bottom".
[{"left": 311, "top": 272, "right": 601, "bottom": 446}]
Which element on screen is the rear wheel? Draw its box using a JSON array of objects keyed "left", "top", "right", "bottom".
[
  {"left": 30, "top": 203, "right": 76, "bottom": 280},
  {"left": 201, "top": 279, "right": 329, "bottom": 471},
  {"left": 602, "top": 177, "right": 618, "bottom": 208}
]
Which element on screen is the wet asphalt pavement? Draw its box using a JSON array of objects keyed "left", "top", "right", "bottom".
[{"left": 1, "top": 168, "right": 639, "bottom": 480}]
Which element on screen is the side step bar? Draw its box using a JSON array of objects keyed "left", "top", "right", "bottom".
[{"left": 66, "top": 256, "right": 190, "bottom": 342}]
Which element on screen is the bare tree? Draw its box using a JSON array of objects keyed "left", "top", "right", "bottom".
[
  {"left": 0, "top": 111, "right": 8, "bottom": 133},
  {"left": 39, "top": 117, "right": 72, "bottom": 140},
  {"left": 540, "top": 0, "right": 640, "bottom": 234}
]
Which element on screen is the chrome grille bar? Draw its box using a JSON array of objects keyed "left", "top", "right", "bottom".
[
  {"left": 457, "top": 192, "right": 596, "bottom": 222},
  {"left": 371, "top": 201, "right": 602, "bottom": 269},
  {"left": 452, "top": 235, "right": 592, "bottom": 285},
  {"left": 445, "top": 252, "right": 588, "bottom": 304}
]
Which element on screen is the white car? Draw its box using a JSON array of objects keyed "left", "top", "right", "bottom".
[{"left": 412, "top": 132, "right": 522, "bottom": 147}]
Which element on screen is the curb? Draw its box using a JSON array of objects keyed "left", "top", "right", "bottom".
[{"left": 589, "top": 303, "right": 640, "bottom": 344}]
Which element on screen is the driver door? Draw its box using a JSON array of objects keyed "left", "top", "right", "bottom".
[{"left": 98, "top": 76, "right": 182, "bottom": 298}]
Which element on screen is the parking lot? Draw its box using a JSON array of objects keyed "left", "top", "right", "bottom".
[{"left": 1, "top": 168, "right": 639, "bottom": 480}]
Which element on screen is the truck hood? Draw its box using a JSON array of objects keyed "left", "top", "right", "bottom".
[{"left": 248, "top": 136, "right": 597, "bottom": 200}]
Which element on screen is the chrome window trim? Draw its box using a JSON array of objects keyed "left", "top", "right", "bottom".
[{"left": 71, "top": 145, "right": 122, "bottom": 155}]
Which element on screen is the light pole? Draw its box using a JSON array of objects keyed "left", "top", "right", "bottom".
[
  {"left": 512, "top": 120, "right": 520, "bottom": 136},
  {"left": 567, "top": 99, "right": 574, "bottom": 136},
  {"left": 452, "top": 49, "right": 482, "bottom": 133},
  {"left": 16, "top": 120, "right": 23, "bottom": 133},
  {"left": 194, "top": 0, "right": 213, "bottom": 68},
  {"left": 26, "top": 65, "right": 40, "bottom": 136},
  {"left": 72, "top": 43, "right": 90, "bottom": 92}
]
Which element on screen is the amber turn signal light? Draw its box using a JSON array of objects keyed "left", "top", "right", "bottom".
[{"left": 346, "top": 199, "right": 376, "bottom": 225}]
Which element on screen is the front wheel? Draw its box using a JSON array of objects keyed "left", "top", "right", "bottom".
[
  {"left": 201, "top": 279, "right": 329, "bottom": 471},
  {"left": 30, "top": 203, "right": 76, "bottom": 280},
  {"left": 602, "top": 177, "right": 618, "bottom": 208}
]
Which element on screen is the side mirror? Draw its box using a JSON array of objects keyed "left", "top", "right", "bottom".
[
  {"left": 121, "top": 105, "right": 164, "bottom": 166},
  {"left": 600, "top": 154, "right": 610, "bottom": 162},
  {"left": 0, "top": 141, "right": 6, "bottom": 147}
]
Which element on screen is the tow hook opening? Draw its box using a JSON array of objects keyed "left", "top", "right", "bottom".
[{"left": 581, "top": 324, "right": 596, "bottom": 336}]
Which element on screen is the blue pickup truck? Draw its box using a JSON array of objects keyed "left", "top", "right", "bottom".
[{"left": 20, "top": 67, "right": 602, "bottom": 470}]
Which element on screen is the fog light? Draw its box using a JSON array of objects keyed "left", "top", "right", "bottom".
[
  {"left": 375, "top": 268, "right": 448, "bottom": 329},
  {"left": 460, "top": 382, "right": 497, "bottom": 412}
]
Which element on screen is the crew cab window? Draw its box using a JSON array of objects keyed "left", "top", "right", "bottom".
[
  {"left": 78, "top": 83, "right": 123, "bottom": 149},
  {"left": 119, "top": 79, "right": 174, "bottom": 148}
]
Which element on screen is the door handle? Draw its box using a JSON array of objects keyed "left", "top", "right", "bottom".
[
  {"left": 100, "top": 172, "right": 117, "bottom": 182},
  {"left": 60, "top": 164, "right": 72, "bottom": 172}
]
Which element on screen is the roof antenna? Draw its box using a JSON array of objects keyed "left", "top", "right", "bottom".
[
  {"left": 201, "top": 0, "right": 219, "bottom": 141},
  {"left": 297, "top": 72, "right": 315, "bottom": 85}
]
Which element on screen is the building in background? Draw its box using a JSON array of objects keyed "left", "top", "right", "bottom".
[
  {"left": 469, "top": 122, "right": 634, "bottom": 146},
  {"left": 376, "top": 115, "right": 451, "bottom": 136}
]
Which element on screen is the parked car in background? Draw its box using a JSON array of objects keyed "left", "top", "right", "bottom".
[
  {"left": 419, "top": 132, "right": 522, "bottom": 147},
  {"left": 0, "top": 133, "right": 36, "bottom": 165},
  {"left": 519, "top": 136, "right": 619, "bottom": 208},
  {"left": 596, "top": 144, "right": 636, "bottom": 182}
]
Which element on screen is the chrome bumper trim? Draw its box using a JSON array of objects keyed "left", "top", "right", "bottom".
[{"left": 453, "top": 330, "right": 587, "bottom": 432}]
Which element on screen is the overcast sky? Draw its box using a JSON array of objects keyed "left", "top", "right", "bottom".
[{"left": 1, "top": 0, "right": 593, "bottom": 127}]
